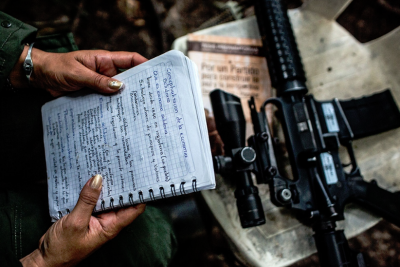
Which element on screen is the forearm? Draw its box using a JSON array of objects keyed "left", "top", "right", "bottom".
[
  {"left": 0, "top": 11, "right": 37, "bottom": 89},
  {"left": 8, "top": 45, "right": 29, "bottom": 88}
]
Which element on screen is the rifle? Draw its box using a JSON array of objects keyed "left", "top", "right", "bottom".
[{"left": 210, "top": 0, "right": 400, "bottom": 266}]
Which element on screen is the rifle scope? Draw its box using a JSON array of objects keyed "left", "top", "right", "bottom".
[{"left": 210, "top": 89, "right": 266, "bottom": 228}]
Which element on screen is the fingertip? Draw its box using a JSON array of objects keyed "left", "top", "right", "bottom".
[
  {"left": 114, "top": 204, "right": 146, "bottom": 227},
  {"left": 133, "top": 53, "right": 148, "bottom": 66},
  {"left": 132, "top": 203, "right": 146, "bottom": 215},
  {"left": 121, "top": 203, "right": 146, "bottom": 215},
  {"left": 108, "top": 80, "right": 124, "bottom": 91},
  {"left": 82, "top": 70, "right": 122, "bottom": 94},
  {"left": 80, "top": 174, "right": 103, "bottom": 200},
  {"left": 89, "top": 174, "right": 103, "bottom": 190}
]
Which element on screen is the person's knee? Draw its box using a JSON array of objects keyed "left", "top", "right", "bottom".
[
  {"left": 123, "top": 205, "right": 177, "bottom": 266},
  {"left": 81, "top": 205, "right": 177, "bottom": 267}
]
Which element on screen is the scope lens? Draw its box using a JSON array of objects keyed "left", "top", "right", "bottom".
[
  {"left": 236, "top": 187, "right": 266, "bottom": 228},
  {"left": 241, "top": 147, "right": 256, "bottom": 163}
]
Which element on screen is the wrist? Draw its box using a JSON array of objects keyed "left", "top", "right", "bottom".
[
  {"left": 23, "top": 42, "right": 35, "bottom": 86},
  {"left": 8, "top": 46, "right": 47, "bottom": 90},
  {"left": 20, "top": 249, "right": 47, "bottom": 267},
  {"left": 29, "top": 48, "right": 48, "bottom": 89}
]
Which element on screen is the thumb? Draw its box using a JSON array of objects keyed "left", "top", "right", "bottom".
[
  {"left": 68, "top": 174, "right": 103, "bottom": 227},
  {"left": 77, "top": 67, "right": 124, "bottom": 94}
]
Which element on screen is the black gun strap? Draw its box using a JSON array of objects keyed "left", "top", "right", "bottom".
[{"left": 339, "top": 89, "right": 400, "bottom": 139}]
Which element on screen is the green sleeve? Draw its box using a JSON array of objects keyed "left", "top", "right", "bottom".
[{"left": 0, "top": 12, "right": 37, "bottom": 89}]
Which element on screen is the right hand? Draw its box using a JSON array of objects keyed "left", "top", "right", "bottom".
[
  {"left": 9, "top": 47, "right": 147, "bottom": 97},
  {"left": 20, "top": 174, "right": 146, "bottom": 267}
]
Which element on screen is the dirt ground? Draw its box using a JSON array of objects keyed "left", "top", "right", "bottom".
[{"left": 2, "top": 0, "right": 400, "bottom": 266}]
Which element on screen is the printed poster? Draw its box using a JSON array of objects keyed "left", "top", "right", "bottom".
[{"left": 187, "top": 34, "right": 272, "bottom": 126}]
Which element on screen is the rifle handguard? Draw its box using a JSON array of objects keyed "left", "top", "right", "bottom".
[{"left": 254, "top": 0, "right": 307, "bottom": 94}]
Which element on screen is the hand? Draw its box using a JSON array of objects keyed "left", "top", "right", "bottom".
[
  {"left": 20, "top": 174, "right": 146, "bottom": 267},
  {"left": 9, "top": 46, "right": 147, "bottom": 97},
  {"left": 205, "top": 108, "right": 224, "bottom": 156}
]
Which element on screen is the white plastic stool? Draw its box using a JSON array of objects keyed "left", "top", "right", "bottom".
[{"left": 173, "top": 0, "right": 400, "bottom": 265}]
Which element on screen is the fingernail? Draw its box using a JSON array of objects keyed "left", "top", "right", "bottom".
[
  {"left": 90, "top": 174, "right": 103, "bottom": 189},
  {"left": 108, "top": 80, "right": 124, "bottom": 90}
]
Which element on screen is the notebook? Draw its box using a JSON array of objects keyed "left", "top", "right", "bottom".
[{"left": 41, "top": 50, "right": 215, "bottom": 221}]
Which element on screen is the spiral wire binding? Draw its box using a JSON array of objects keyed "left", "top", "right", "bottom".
[
  {"left": 57, "top": 208, "right": 71, "bottom": 219},
  {"left": 180, "top": 182, "right": 186, "bottom": 195},
  {"left": 171, "top": 184, "right": 177, "bottom": 197},
  {"left": 110, "top": 198, "right": 114, "bottom": 209},
  {"left": 119, "top": 195, "right": 124, "bottom": 207},
  {"left": 160, "top": 186, "right": 166, "bottom": 199},
  {"left": 55, "top": 179, "right": 201, "bottom": 217},
  {"left": 192, "top": 179, "right": 198, "bottom": 192},
  {"left": 139, "top": 191, "right": 144, "bottom": 203},
  {"left": 149, "top": 189, "right": 156, "bottom": 201}
]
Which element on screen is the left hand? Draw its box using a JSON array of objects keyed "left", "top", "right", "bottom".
[{"left": 20, "top": 174, "right": 146, "bottom": 267}]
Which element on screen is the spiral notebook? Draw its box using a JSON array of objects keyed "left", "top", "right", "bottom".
[{"left": 42, "top": 50, "right": 215, "bottom": 221}]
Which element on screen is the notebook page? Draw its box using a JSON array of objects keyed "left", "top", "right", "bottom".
[
  {"left": 184, "top": 56, "right": 215, "bottom": 189},
  {"left": 42, "top": 51, "right": 214, "bottom": 220}
]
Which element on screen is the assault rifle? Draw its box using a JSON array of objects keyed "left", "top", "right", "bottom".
[{"left": 210, "top": 0, "right": 400, "bottom": 266}]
